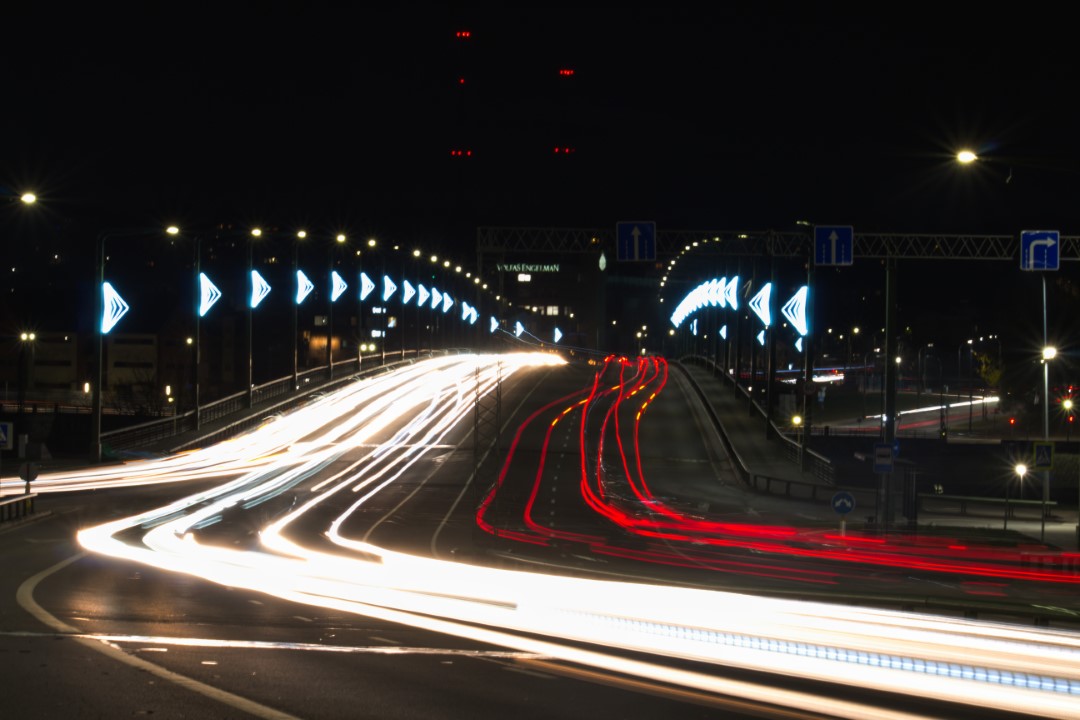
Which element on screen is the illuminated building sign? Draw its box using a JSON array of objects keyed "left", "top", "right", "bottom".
[
  {"left": 101, "top": 282, "right": 130, "bottom": 334},
  {"left": 199, "top": 273, "right": 221, "bottom": 317},
  {"left": 296, "top": 270, "right": 314, "bottom": 305},
  {"left": 331, "top": 271, "right": 348, "bottom": 302},
  {"left": 496, "top": 263, "right": 560, "bottom": 272},
  {"left": 250, "top": 270, "right": 271, "bottom": 309}
]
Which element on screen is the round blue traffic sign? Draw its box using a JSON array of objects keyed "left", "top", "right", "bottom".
[{"left": 831, "top": 491, "right": 856, "bottom": 515}]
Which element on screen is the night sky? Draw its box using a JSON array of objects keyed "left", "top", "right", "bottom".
[{"left": 3, "top": 5, "right": 1080, "bottom": 358}]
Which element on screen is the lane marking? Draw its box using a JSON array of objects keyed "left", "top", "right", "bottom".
[{"left": 16, "top": 553, "right": 303, "bottom": 720}]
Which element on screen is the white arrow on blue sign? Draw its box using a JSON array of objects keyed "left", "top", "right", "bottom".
[
  {"left": 814, "top": 226, "right": 854, "bottom": 266},
  {"left": 1020, "top": 229, "right": 1060, "bottom": 271},
  {"left": 831, "top": 491, "right": 856, "bottom": 515},
  {"left": 616, "top": 221, "right": 656, "bottom": 262}
]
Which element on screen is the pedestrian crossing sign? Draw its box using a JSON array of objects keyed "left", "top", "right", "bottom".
[
  {"left": 1033, "top": 441, "right": 1054, "bottom": 471},
  {"left": 0, "top": 421, "right": 12, "bottom": 451}
]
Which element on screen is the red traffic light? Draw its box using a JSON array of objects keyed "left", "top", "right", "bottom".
[{"left": 1009, "top": 417, "right": 1016, "bottom": 425}]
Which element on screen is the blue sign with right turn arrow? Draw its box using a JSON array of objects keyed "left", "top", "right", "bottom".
[{"left": 1020, "top": 229, "right": 1059, "bottom": 271}]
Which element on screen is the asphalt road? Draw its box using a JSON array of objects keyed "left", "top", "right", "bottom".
[{"left": 1, "top": 354, "right": 1076, "bottom": 720}]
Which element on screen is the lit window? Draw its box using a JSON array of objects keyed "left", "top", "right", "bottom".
[
  {"left": 518, "top": 273, "right": 532, "bottom": 282},
  {"left": 546, "top": 306, "right": 558, "bottom": 316}
]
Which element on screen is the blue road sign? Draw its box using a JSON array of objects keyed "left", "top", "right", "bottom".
[
  {"left": 873, "top": 442, "right": 894, "bottom": 473},
  {"left": 814, "top": 226, "right": 854, "bottom": 266},
  {"left": 831, "top": 491, "right": 856, "bottom": 515},
  {"left": 1033, "top": 441, "right": 1054, "bottom": 471},
  {"left": 616, "top": 221, "right": 656, "bottom": 261},
  {"left": 1020, "top": 229, "right": 1060, "bottom": 271},
  {"left": 0, "top": 421, "right": 12, "bottom": 451}
]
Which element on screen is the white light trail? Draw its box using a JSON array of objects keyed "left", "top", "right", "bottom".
[{"left": 37, "top": 353, "right": 1079, "bottom": 719}]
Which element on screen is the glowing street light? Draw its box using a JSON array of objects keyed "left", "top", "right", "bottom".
[
  {"left": 1007, "top": 463, "right": 1027, "bottom": 531},
  {"left": 956, "top": 149, "right": 978, "bottom": 164}
]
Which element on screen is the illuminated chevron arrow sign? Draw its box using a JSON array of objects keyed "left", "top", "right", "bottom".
[
  {"left": 382, "top": 275, "right": 397, "bottom": 302},
  {"left": 359, "top": 272, "right": 376, "bottom": 301},
  {"left": 250, "top": 270, "right": 271, "bottom": 309},
  {"left": 431, "top": 288, "right": 442, "bottom": 310},
  {"left": 468, "top": 308, "right": 478, "bottom": 325},
  {"left": 490, "top": 316, "right": 499, "bottom": 334},
  {"left": 781, "top": 285, "right": 808, "bottom": 336},
  {"left": 101, "top": 282, "right": 129, "bottom": 334},
  {"left": 199, "top": 273, "right": 221, "bottom": 317},
  {"left": 402, "top": 280, "right": 415, "bottom": 305},
  {"left": 514, "top": 321, "right": 525, "bottom": 338},
  {"left": 331, "top": 271, "right": 348, "bottom": 302},
  {"left": 462, "top": 301, "right": 472, "bottom": 321},
  {"left": 749, "top": 282, "right": 771, "bottom": 327},
  {"left": 690, "top": 318, "right": 698, "bottom": 336},
  {"left": 442, "top": 293, "right": 453, "bottom": 313},
  {"left": 417, "top": 284, "right": 430, "bottom": 308},
  {"left": 757, "top": 330, "right": 766, "bottom": 346},
  {"left": 795, "top": 337, "right": 804, "bottom": 352},
  {"left": 724, "top": 275, "right": 740, "bottom": 310},
  {"left": 296, "top": 270, "right": 314, "bottom": 305},
  {"left": 554, "top": 327, "right": 563, "bottom": 343},
  {"left": 720, "top": 324, "right": 727, "bottom": 340}
]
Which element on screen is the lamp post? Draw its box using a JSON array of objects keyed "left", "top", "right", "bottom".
[
  {"left": 92, "top": 228, "right": 158, "bottom": 462},
  {"left": 293, "top": 230, "right": 307, "bottom": 390},
  {"left": 17, "top": 332, "right": 35, "bottom": 414},
  {"left": 1041, "top": 344, "right": 1056, "bottom": 541},
  {"left": 1008, "top": 463, "right": 1026, "bottom": 531},
  {"left": 1065, "top": 398, "right": 1074, "bottom": 442},
  {"left": 246, "top": 228, "right": 262, "bottom": 407},
  {"left": 168, "top": 226, "right": 204, "bottom": 431},
  {"left": 328, "top": 233, "right": 346, "bottom": 379}
]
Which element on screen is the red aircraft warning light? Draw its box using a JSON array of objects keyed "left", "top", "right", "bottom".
[
  {"left": 559, "top": 68, "right": 575, "bottom": 76},
  {"left": 455, "top": 30, "right": 471, "bottom": 39}
]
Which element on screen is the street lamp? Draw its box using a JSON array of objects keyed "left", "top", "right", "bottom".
[
  {"left": 17, "top": 332, "right": 36, "bottom": 414},
  {"left": 293, "top": 230, "right": 308, "bottom": 390},
  {"left": 92, "top": 228, "right": 162, "bottom": 462},
  {"left": 1008, "top": 463, "right": 1027, "bottom": 531},
  {"left": 328, "top": 233, "right": 346, "bottom": 379},
  {"left": 1064, "top": 398, "right": 1074, "bottom": 442}
]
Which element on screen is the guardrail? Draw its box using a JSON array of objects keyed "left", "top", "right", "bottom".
[
  {"left": 918, "top": 493, "right": 1059, "bottom": 519},
  {"left": 0, "top": 493, "right": 36, "bottom": 523}
]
